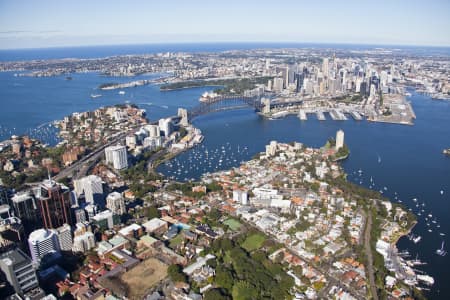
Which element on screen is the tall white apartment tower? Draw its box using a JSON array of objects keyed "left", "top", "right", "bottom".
[
  {"left": 74, "top": 175, "right": 104, "bottom": 204},
  {"left": 28, "top": 228, "right": 60, "bottom": 264},
  {"left": 105, "top": 145, "right": 128, "bottom": 170},
  {"left": 106, "top": 192, "right": 126, "bottom": 215},
  {"left": 335, "top": 130, "right": 345, "bottom": 151},
  {"left": 56, "top": 223, "right": 72, "bottom": 252}
]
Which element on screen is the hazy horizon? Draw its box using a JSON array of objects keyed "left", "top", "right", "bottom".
[{"left": 1, "top": 0, "right": 449, "bottom": 50}]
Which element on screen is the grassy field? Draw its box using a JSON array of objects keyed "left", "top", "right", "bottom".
[
  {"left": 121, "top": 258, "right": 167, "bottom": 299},
  {"left": 223, "top": 218, "right": 242, "bottom": 231},
  {"left": 241, "top": 233, "right": 266, "bottom": 252}
]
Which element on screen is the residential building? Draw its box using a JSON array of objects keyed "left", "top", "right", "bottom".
[
  {"left": 106, "top": 192, "right": 125, "bottom": 215},
  {"left": 105, "top": 145, "right": 128, "bottom": 170},
  {"left": 28, "top": 228, "right": 60, "bottom": 265},
  {"left": 73, "top": 175, "right": 104, "bottom": 205}
]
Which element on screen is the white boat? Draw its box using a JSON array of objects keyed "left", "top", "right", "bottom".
[
  {"left": 90, "top": 94, "right": 102, "bottom": 98},
  {"left": 417, "top": 275, "right": 434, "bottom": 285},
  {"left": 436, "top": 241, "right": 447, "bottom": 256},
  {"left": 413, "top": 236, "right": 422, "bottom": 244},
  {"left": 118, "top": 90, "right": 126, "bottom": 95}
]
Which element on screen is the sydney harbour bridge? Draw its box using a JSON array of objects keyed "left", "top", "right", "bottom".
[{"left": 175, "top": 94, "right": 304, "bottom": 125}]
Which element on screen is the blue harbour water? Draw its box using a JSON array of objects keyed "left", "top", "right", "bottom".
[{"left": 0, "top": 44, "right": 449, "bottom": 299}]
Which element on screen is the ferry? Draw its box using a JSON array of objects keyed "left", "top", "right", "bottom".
[{"left": 436, "top": 241, "right": 447, "bottom": 256}]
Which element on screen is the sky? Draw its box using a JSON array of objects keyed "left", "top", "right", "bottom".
[{"left": 0, "top": 0, "right": 450, "bottom": 49}]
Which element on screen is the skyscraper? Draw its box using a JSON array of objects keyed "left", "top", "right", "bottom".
[
  {"left": 28, "top": 228, "right": 60, "bottom": 265},
  {"left": 322, "top": 58, "right": 329, "bottom": 78},
  {"left": 11, "top": 191, "right": 39, "bottom": 226},
  {"left": 36, "top": 180, "right": 71, "bottom": 229},
  {"left": 56, "top": 223, "right": 72, "bottom": 252},
  {"left": 106, "top": 192, "right": 126, "bottom": 215},
  {"left": 74, "top": 175, "right": 104, "bottom": 205},
  {"left": 335, "top": 130, "right": 345, "bottom": 151},
  {"left": 0, "top": 248, "right": 43, "bottom": 298},
  {"left": 105, "top": 145, "right": 128, "bottom": 170}
]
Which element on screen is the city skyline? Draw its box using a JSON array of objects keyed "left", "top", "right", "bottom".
[{"left": 1, "top": 0, "right": 450, "bottom": 49}]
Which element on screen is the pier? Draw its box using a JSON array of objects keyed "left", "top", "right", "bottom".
[{"left": 298, "top": 109, "right": 307, "bottom": 121}]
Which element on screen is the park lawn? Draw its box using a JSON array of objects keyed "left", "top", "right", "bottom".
[
  {"left": 241, "top": 233, "right": 266, "bottom": 252},
  {"left": 223, "top": 218, "right": 242, "bottom": 231}
]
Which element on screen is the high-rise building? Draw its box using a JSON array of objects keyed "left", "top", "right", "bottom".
[
  {"left": 143, "top": 124, "right": 160, "bottom": 137},
  {"left": 11, "top": 192, "right": 39, "bottom": 224},
  {"left": 335, "top": 130, "right": 345, "bottom": 151},
  {"left": 105, "top": 145, "right": 128, "bottom": 170},
  {"left": 56, "top": 223, "right": 72, "bottom": 252},
  {"left": 158, "top": 118, "right": 173, "bottom": 137},
  {"left": 72, "top": 231, "right": 95, "bottom": 253},
  {"left": 74, "top": 208, "right": 86, "bottom": 223},
  {"left": 0, "top": 185, "right": 9, "bottom": 206},
  {"left": 36, "top": 180, "right": 71, "bottom": 229},
  {"left": 322, "top": 58, "right": 329, "bottom": 78},
  {"left": 273, "top": 78, "right": 284, "bottom": 93},
  {"left": 84, "top": 203, "right": 97, "bottom": 221},
  {"left": 73, "top": 175, "right": 104, "bottom": 205},
  {"left": 265, "top": 141, "right": 278, "bottom": 157},
  {"left": 72, "top": 223, "right": 95, "bottom": 253},
  {"left": 0, "top": 248, "right": 43, "bottom": 298},
  {"left": 125, "top": 135, "right": 137, "bottom": 149},
  {"left": 92, "top": 210, "right": 114, "bottom": 230},
  {"left": 106, "top": 192, "right": 126, "bottom": 215},
  {"left": 28, "top": 228, "right": 60, "bottom": 265}
]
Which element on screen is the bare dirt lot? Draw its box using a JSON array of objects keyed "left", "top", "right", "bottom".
[{"left": 121, "top": 258, "right": 168, "bottom": 299}]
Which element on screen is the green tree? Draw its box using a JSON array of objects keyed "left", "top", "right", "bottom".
[
  {"left": 167, "top": 264, "right": 187, "bottom": 283},
  {"left": 203, "top": 288, "right": 230, "bottom": 300},
  {"left": 232, "top": 281, "right": 258, "bottom": 300}
]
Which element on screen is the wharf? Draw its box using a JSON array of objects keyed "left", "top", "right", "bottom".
[
  {"left": 298, "top": 109, "right": 307, "bottom": 121},
  {"left": 316, "top": 110, "right": 326, "bottom": 121}
]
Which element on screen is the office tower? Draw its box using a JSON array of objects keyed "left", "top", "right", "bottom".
[
  {"left": 158, "top": 118, "right": 173, "bottom": 137},
  {"left": 28, "top": 228, "right": 60, "bottom": 264},
  {"left": 74, "top": 175, "right": 104, "bottom": 205},
  {"left": 294, "top": 73, "right": 304, "bottom": 93},
  {"left": 106, "top": 192, "right": 126, "bottom": 215},
  {"left": 322, "top": 58, "right": 329, "bottom": 78},
  {"left": 0, "top": 248, "right": 43, "bottom": 298},
  {"left": 273, "top": 78, "right": 284, "bottom": 93},
  {"left": 36, "top": 180, "right": 71, "bottom": 229},
  {"left": 336, "top": 130, "right": 345, "bottom": 151},
  {"left": 11, "top": 192, "right": 39, "bottom": 225},
  {"left": 105, "top": 145, "right": 128, "bottom": 170},
  {"left": 56, "top": 224, "right": 72, "bottom": 252}
]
